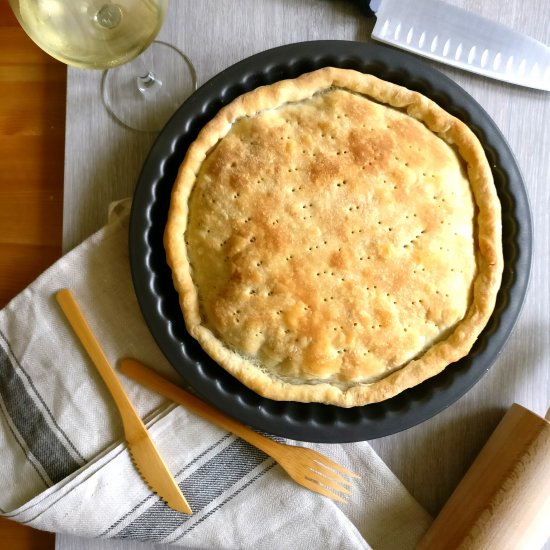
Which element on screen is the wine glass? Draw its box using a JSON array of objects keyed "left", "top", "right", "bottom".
[{"left": 8, "top": 0, "right": 196, "bottom": 132}]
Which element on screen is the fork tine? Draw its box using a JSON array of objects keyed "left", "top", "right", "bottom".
[
  {"left": 309, "top": 461, "right": 353, "bottom": 487},
  {"left": 305, "top": 470, "right": 352, "bottom": 496},
  {"left": 307, "top": 449, "right": 361, "bottom": 479},
  {"left": 298, "top": 477, "right": 348, "bottom": 503}
]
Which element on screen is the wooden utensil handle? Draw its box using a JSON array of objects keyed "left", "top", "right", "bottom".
[
  {"left": 56, "top": 289, "right": 137, "bottom": 422},
  {"left": 120, "top": 358, "right": 280, "bottom": 456},
  {"left": 417, "top": 403, "right": 550, "bottom": 549},
  {"left": 56, "top": 290, "right": 192, "bottom": 515}
]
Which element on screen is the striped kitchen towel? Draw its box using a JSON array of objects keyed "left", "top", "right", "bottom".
[{"left": 0, "top": 200, "right": 431, "bottom": 549}]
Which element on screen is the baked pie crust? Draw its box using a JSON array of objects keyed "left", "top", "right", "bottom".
[{"left": 164, "top": 67, "right": 503, "bottom": 407}]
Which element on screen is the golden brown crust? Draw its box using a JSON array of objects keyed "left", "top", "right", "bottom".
[{"left": 165, "top": 67, "right": 503, "bottom": 406}]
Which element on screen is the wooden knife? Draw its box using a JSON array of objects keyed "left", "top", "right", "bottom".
[{"left": 55, "top": 288, "right": 192, "bottom": 515}]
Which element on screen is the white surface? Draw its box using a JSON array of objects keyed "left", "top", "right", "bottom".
[{"left": 60, "top": 0, "right": 550, "bottom": 548}]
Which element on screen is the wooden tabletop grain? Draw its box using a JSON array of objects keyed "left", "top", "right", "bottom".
[{"left": 0, "top": 4, "right": 63, "bottom": 548}]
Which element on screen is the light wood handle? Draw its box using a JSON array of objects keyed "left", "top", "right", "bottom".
[
  {"left": 56, "top": 289, "right": 192, "bottom": 514},
  {"left": 418, "top": 403, "right": 550, "bottom": 550},
  {"left": 119, "top": 358, "right": 279, "bottom": 455},
  {"left": 55, "top": 289, "right": 142, "bottom": 437}
]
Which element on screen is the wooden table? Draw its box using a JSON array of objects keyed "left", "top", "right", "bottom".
[
  {"left": 0, "top": 3, "right": 63, "bottom": 548},
  {"left": 2, "top": 1, "right": 550, "bottom": 549}
]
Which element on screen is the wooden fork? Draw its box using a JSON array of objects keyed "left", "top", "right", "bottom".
[{"left": 119, "top": 358, "right": 360, "bottom": 503}]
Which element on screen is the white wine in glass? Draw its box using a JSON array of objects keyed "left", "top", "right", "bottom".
[{"left": 9, "top": 0, "right": 196, "bottom": 131}]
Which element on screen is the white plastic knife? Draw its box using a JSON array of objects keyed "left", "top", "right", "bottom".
[{"left": 354, "top": 0, "right": 550, "bottom": 91}]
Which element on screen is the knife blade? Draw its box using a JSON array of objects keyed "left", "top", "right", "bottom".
[
  {"left": 353, "top": 0, "right": 550, "bottom": 91},
  {"left": 55, "top": 289, "right": 192, "bottom": 515}
]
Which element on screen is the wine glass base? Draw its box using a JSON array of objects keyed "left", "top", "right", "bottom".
[{"left": 102, "top": 41, "right": 196, "bottom": 132}]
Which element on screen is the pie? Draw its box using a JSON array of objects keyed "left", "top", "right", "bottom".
[{"left": 164, "top": 67, "right": 503, "bottom": 407}]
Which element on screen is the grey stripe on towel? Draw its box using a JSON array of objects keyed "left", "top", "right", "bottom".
[
  {"left": 0, "top": 341, "right": 83, "bottom": 484},
  {"left": 113, "top": 437, "right": 272, "bottom": 542}
]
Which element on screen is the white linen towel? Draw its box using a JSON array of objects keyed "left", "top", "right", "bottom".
[{"left": 0, "top": 200, "right": 431, "bottom": 549}]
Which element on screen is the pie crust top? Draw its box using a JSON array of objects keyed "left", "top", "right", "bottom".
[{"left": 164, "top": 67, "right": 503, "bottom": 407}]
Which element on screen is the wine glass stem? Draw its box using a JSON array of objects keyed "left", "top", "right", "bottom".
[{"left": 135, "top": 55, "right": 162, "bottom": 96}]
